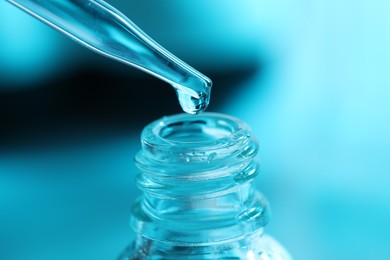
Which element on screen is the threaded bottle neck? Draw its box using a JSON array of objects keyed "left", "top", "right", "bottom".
[{"left": 131, "top": 113, "right": 269, "bottom": 245}]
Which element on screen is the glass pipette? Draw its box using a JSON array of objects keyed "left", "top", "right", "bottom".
[{"left": 6, "top": 0, "right": 212, "bottom": 114}]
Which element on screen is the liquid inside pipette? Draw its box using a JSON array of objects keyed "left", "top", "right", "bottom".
[{"left": 7, "top": 0, "right": 212, "bottom": 114}]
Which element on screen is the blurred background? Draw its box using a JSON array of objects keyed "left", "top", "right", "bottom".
[{"left": 1, "top": 0, "right": 390, "bottom": 259}]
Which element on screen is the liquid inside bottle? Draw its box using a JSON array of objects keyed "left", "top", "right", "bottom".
[{"left": 119, "top": 113, "right": 292, "bottom": 259}]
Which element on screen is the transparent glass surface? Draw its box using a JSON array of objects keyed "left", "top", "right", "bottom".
[
  {"left": 119, "top": 113, "right": 292, "bottom": 259},
  {"left": 6, "top": 0, "right": 212, "bottom": 114}
]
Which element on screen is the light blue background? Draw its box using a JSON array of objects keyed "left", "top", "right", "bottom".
[{"left": 1, "top": 1, "right": 390, "bottom": 259}]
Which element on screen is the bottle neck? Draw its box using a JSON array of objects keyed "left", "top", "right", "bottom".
[
  {"left": 129, "top": 229, "right": 268, "bottom": 259},
  {"left": 131, "top": 113, "right": 269, "bottom": 245}
]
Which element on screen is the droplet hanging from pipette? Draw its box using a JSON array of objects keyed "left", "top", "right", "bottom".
[
  {"left": 176, "top": 90, "right": 209, "bottom": 114},
  {"left": 173, "top": 78, "right": 212, "bottom": 114}
]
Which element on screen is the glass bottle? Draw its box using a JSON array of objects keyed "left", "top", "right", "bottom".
[{"left": 119, "top": 113, "right": 292, "bottom": 259}]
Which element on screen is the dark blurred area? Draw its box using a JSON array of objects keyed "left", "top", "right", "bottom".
[{"left": 0, "top": 55, "right": 259, "bottom": 149}]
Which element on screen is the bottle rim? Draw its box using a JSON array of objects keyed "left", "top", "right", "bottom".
[{"left": 138, "top": 112, "right": 258, "bottom": 166}]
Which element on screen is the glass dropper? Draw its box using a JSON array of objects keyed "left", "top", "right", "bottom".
[{"left": 6, "top": 0, "right": 212, "bottom": 114}]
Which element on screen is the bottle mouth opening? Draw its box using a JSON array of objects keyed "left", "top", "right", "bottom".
[
  {"left": 145, "top": 113, "right": 246, "bottom": 147},
  {"left": 159, "top": 117, "right": 235, "bottom": 143},
  {"left": 138, "top": 112, "right": 257, "bottom": 166}
]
